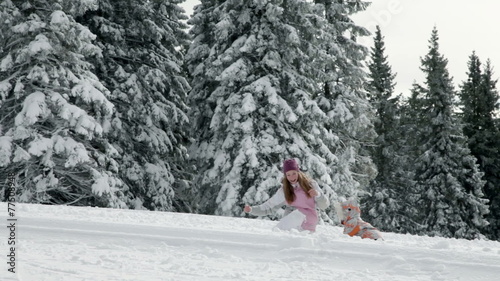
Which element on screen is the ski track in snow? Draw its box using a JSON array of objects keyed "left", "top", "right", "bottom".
[{"left": 1, "top": 203, "right": 499, "bottom": 281}]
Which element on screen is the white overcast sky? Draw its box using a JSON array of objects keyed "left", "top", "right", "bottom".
[{"left": 181, "top": 0, "right": 500, "bottom": 97}]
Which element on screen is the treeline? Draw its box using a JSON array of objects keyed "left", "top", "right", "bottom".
[
  {"left": 363, "top": 26, "right": 499, "bottom": 241},
  {"left": 0, "top": 0, "right": 498, "bottom": 241}
]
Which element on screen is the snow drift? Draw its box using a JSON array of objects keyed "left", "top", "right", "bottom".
[{"left": 1, "top": 203, "right": 499, "bottom": 280}]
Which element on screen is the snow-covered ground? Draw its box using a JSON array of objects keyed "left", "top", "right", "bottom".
[{"left": 1, "top": 203, "right": 499, "bottom": 281}]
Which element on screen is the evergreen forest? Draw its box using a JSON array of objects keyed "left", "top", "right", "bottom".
[{"left": 1, "top": 0, "right": 498, "bottom": 240}]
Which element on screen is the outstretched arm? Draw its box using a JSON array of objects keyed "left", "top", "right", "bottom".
[{"left": 244, "top": 188, "right": 286, "bottom": 216}]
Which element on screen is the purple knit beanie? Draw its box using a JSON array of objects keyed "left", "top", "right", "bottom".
[{"left": 283, "top": 158, "right": 300, "bottom": 173}]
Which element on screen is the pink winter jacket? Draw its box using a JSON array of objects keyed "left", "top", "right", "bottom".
[{"left": 249, "top": 181, "right": 329, "bottom": 231}]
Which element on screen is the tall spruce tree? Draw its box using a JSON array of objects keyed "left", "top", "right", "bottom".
[
  {"left": 187, "top": 0, "right": 331, "bottom": 216},
  {"left": 186, "top": 0, "right": 376, "bottom": 219},
  {"left": 362, "top": 26, "right": 410, "bottom": 233},
  {"left": 460, "top": 54, "right": 500, "bottom": 240},
  {"left": 77, "top": 0, "right": 192, "bottom": 211},
  {"left": 412, "top": 28, "right": 489, "bottom": 239},
  {"left": 316, "top": 0, "right": 377, "bottom": 211},
  {"left": 0, "top": 0, "right": 124, "bottom": 206},
  {"left": 395, "top": 84, "right": 430, "bottom": 234}
]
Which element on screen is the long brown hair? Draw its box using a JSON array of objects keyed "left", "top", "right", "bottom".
[{"left": 282, "top": 171, "right": 313, "bottom": 204}]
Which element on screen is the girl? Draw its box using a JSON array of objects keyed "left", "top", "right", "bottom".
[{"left": 244, "top": 158, "right": 329, "bottom": 232}]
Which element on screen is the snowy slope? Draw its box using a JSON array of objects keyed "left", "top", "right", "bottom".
[{"left": 1, "top": 203, "right": 499, "bottom": 281}]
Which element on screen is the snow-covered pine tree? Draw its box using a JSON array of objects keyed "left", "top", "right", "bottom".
[
  {"left": 78, "top": 0, "right": 192, "bottom": 211},
  {"left": 187, "top": 0, "right": 329, "bottom": 216},
  {"left": 412, "top": 28, "right": 489, "bottom": 239},
  {"left": 459, "top": 54, "right": 500, "bottom": 240},
  {"left": 187, "top": 0, "right": 376, "bottom": 220},
  {"left": 401, "top": 81, "right": 434, "bottom": 165},
  {"left": 392, "top": 83, "right": 434, "bottom": 234},
  {"left": 313, "top": 0, "right": 377, "bottom": 222},
  {"left": 0, "top": 0, "right": 124, "bottom": 207},
  {"left": 362, "top": 26, "right": 410, "bottom": 233},
  {"left": 366, "top": 26, "right": 397, "bottom": 101}
]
